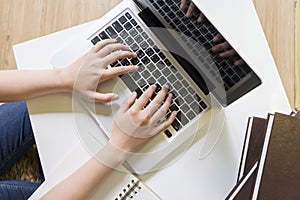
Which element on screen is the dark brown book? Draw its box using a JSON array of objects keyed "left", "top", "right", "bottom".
[
  {"left": 237, "top": 117, "right": 268, "bottom": 181},
  {"left": 226, "top": 163, "right": 258, "bottom": 200},
  {"left": 253, "top": 113, "right": 300, "bottom": 200}
]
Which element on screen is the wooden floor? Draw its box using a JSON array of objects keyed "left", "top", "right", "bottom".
[{"left": 0, "top": 0, "right": 297, "bottom": 108}]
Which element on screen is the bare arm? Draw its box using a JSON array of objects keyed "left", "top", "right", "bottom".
[
  {"left": 0, "top": 69, "right": 72, "bottom": 102},
  {"left": 0, "top": 39, "right": 137, "bottom": 103}
]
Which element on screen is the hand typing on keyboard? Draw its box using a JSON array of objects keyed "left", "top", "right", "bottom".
[
  {"left": 180, "top": 0, "right": 205, "bottom": 22},
  {"left": 180, "top": 0, "right": 245, "bottom": 66},
  {"left": 111, "top": 84, "right": 177, "bottom": 153},
  {"left": 70, "top": 39, "right": 138, "bottom": 102}
]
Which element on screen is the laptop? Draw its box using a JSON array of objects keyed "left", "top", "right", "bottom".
[{"left": 51, "top": 0, "right": 261, "bottom": 174}]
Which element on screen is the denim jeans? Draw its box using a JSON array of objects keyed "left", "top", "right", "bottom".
[{"left": 0, "top": 102, "right": 43, "bottom": 200}]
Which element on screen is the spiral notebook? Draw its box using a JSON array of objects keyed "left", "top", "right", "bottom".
[{"left": 29, "top": 144, "right": 160, "bottom": 200}]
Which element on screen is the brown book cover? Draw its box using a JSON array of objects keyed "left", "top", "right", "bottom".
[
  {"left": 237, "top": 117, "right": 268, "bottom": 181},
  {"left": 254, "top": 113, "right": 300, "bottom": 200},
  {"left": 226, "top": 163, "right": 258, "bottom": 200}
]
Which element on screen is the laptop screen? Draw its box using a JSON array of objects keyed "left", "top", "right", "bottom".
[{"left": 137, "top": 0, "right": 261, "bottom": 106}]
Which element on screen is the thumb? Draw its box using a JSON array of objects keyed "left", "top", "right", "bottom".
[{"left": 92, "top": 92, "right": 119, "bottom": 103}]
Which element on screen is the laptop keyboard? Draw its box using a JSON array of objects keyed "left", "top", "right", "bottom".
[
  {"left": 90, "top": 11, "right": 208, "bottom": 139},
  {"left": 149, "top": 0, "right": 252, "bottom": 91}
]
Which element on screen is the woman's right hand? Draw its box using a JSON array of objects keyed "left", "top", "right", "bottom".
[{"left": 110, "top": 84, "right": 177, "bottom": 153}]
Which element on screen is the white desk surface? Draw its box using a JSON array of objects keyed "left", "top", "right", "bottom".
[{"left": 14, "top": 0, "right": 291, "bottom": 199}]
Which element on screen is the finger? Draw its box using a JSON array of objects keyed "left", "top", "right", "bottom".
[
  {"left": 219, "top": 49, "right": 237, "bottom": 58},
  {"left": 92, "top": 92, "right": 119, "bottom": 103},
  {"left": 102, "top": 51, "right": 137, "bottom": 66},
  {"left": 212, "top": 33, "right": 224, "bottom": 43},
  {"left": 158, "top": 111, "right": 177, "bottom": 132},
  {"left": 151, "top": 93, "right": 173, "bottom": 123},
  {"left": 120, "top": 92, "right": 137, "bottom": 113},
  {"left": 92, "top": 39, "right": 117, "bottom": 53},
  {"left": 186, "top": 3, "right": 196, "bottom": 17},
  {"left": 100, "top": 65, "right": 138, "bottom": 82},
  {"left": 134, "top": 85, "right": 156, "bottom": 111},
  {"left": 234, "top": 59, "right": 245, "bottom": 66},
  {"left": 197, "top": 13, "right": 206, "bottom": 23},
  {"left": 180, "top": 0, "right": 189, "bottom": 9},
  {"left": 211, "top": 42, "right": 231, "bottom": 53},
  {"left": 144, "top": 85, "right": 169, "bottom": 116},
  {"left": 97, "top": 43, "right": 131, "bottom": 58}
]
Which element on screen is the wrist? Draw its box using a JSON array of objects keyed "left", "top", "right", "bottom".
[
  {"left": 54, "top": 67, "right": 75, "bottom": 93},
  {"left": 95, "top": 142, "right": 130, "bottom": 168}
]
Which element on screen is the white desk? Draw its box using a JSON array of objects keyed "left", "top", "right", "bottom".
[{"left": 14, "top": 0, "right": 291, "bottom": 199}]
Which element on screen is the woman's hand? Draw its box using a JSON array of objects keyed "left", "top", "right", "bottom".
[
  {"left": 181, "top": 0, "right": 205, "bottom": 22},
  {"left": 110, "top": 84, "right": 177, "bottom": 153},
  {"left": 61, "top": 39, "right": 138, "bottom": 102}
]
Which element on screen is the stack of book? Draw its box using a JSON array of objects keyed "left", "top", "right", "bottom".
[{"left": 225, "top": 111, "right": 300, "bottom": 200}]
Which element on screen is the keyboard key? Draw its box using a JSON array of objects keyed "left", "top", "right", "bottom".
[
  {"left": 185, "top": 94, "right": 194, "bottom": 104},
  {"left": 147, "top": 38, "right": 154, "bottom": 46},
  {"left": 200, "top": 101, "right": 207, "bottom": 109},
  {"left": 150, "top": 54, "right": 160, "bottom": 63},
  {"left": 158, "top": 76, "right": 167, "bottom": 85},
  {"left": 167, "top": 74, "right": 177, "bottom": 83},
  {"left": 164, "top": 59, "right": 172, "bottom": 66},
  {"left": 140, "top": 41, "right": 149, "bottom": 50},
  {"left": 91, "top": 36, "right": 100, "bottom": 45},
  {"left": 147, "top": 63, "right": 156, "bottom": 71},
  {"left": 120, "top": 30, "right": 129, "bottom": 39},
  {"left": 119, "top": 16, "right": 127, "bottom": 24},
  {"left": 175, "top": 96, "right": 184, "bottom": 106},
  {"left": 120, "top": 59, "right": 130, "bottom": 66},
  {"left": 135, "top": 88, "right": 143, "bottom": 98},
  {"left": 105, "top": 26, "right": 117, "bottom": 38},
  {"left": 130, "top": 19, "right": 137, "bottom": 26},
  {"left": 164, "top": 129, "right": 172, "bottom": 138},
  {"left": 124, "top": 22, "right": 133, "bottom": 30},
  {"left": 134, "top": 35, "right": 143, "bottom": 43},
  {"left": 125, "top": 12, "right": 132, "bottom": 19},
  {"left": 181, "top": 103, "right": 190, "bottom": 113},
  {"left": 137, "top": 79, "right": 147, "bottom": 88},
  {"left": 190, "top": 102, "right": 203, "bottom": 114},
  {"left": 147, "top": 76, "right": 156, "bottom": 85},
  {"left": 172, "top": 119, "right": 182, "bottom": 131},
  {"left": 116, "top": 37, "right": 123, "bottom": 44},
  {"left": 129, "top": 28, "right": 138, "bottom": 37},
  {"left": 131, "top": 57, "right": 139, "bottom": 65},
  {"left": 125, "top": 36, "right": 134, "bottom": 45},
  {"left": 177, "top": 111, "right": 189, "bottom": 126},
  {"left": 130, "top": 43, "right": 139, "bottom": 52},
  {"left": 136, "top": 50, "right": 145, "bottom": 59},
  {"left": 169, "top": 104, "right": 179, "bottom": 112},
  {"left": 112, "top": 21, "right": 123, "bottom": 33},
  {"left": 162, "top": 67, "right": 171, "bottom": 76},
  {"left": 179, "top": 87, "right": 188, "bottom": 97},
  {"left": 145, "top": 48, "right": 155, "bottom": 57},
  {"left": 99, "top": 31, "right": 109, "bottom": 40},
  {"left": 141, "top": 57, "right": 150, "bottom": 65},
  {"left": 141, "top": 69, "right": 151, "bottom": 78},
  {"left": 158, "top": 52, "right": 166, "bottom": 60},
  {"left": 131, "top": 72, "right": 141, "bottom": 81},
  {"left": 186, "top": 110, "right": 196, "bottom": 120},
  {"left": 136, "top": 25, "right": 143, "bottom": 32},
  {"left": 173, "top": 81, "right": 182, "bottom": 90},
  {"left": 141, "top": 32, "right": 149, "bottom": 39}
]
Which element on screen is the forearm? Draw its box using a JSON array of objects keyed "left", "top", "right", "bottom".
[
  {"left": 0, "top": 69, "right": 73, "bottom": 102},
  {"left": 42, "top": 142, "right": 128, "bottom": 200}
]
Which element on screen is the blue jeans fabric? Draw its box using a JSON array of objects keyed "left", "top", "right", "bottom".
[{"left": 0, "top": 102, "right": 43, "bottom": 200}]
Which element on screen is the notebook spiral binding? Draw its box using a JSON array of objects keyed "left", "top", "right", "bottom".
[{"left": 114, "top": 179, "right": 142, "bottom": 200}]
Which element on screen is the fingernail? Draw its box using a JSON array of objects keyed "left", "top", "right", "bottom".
[{"left": 112, "top": 94, "right": 119, "bottom": 100}]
